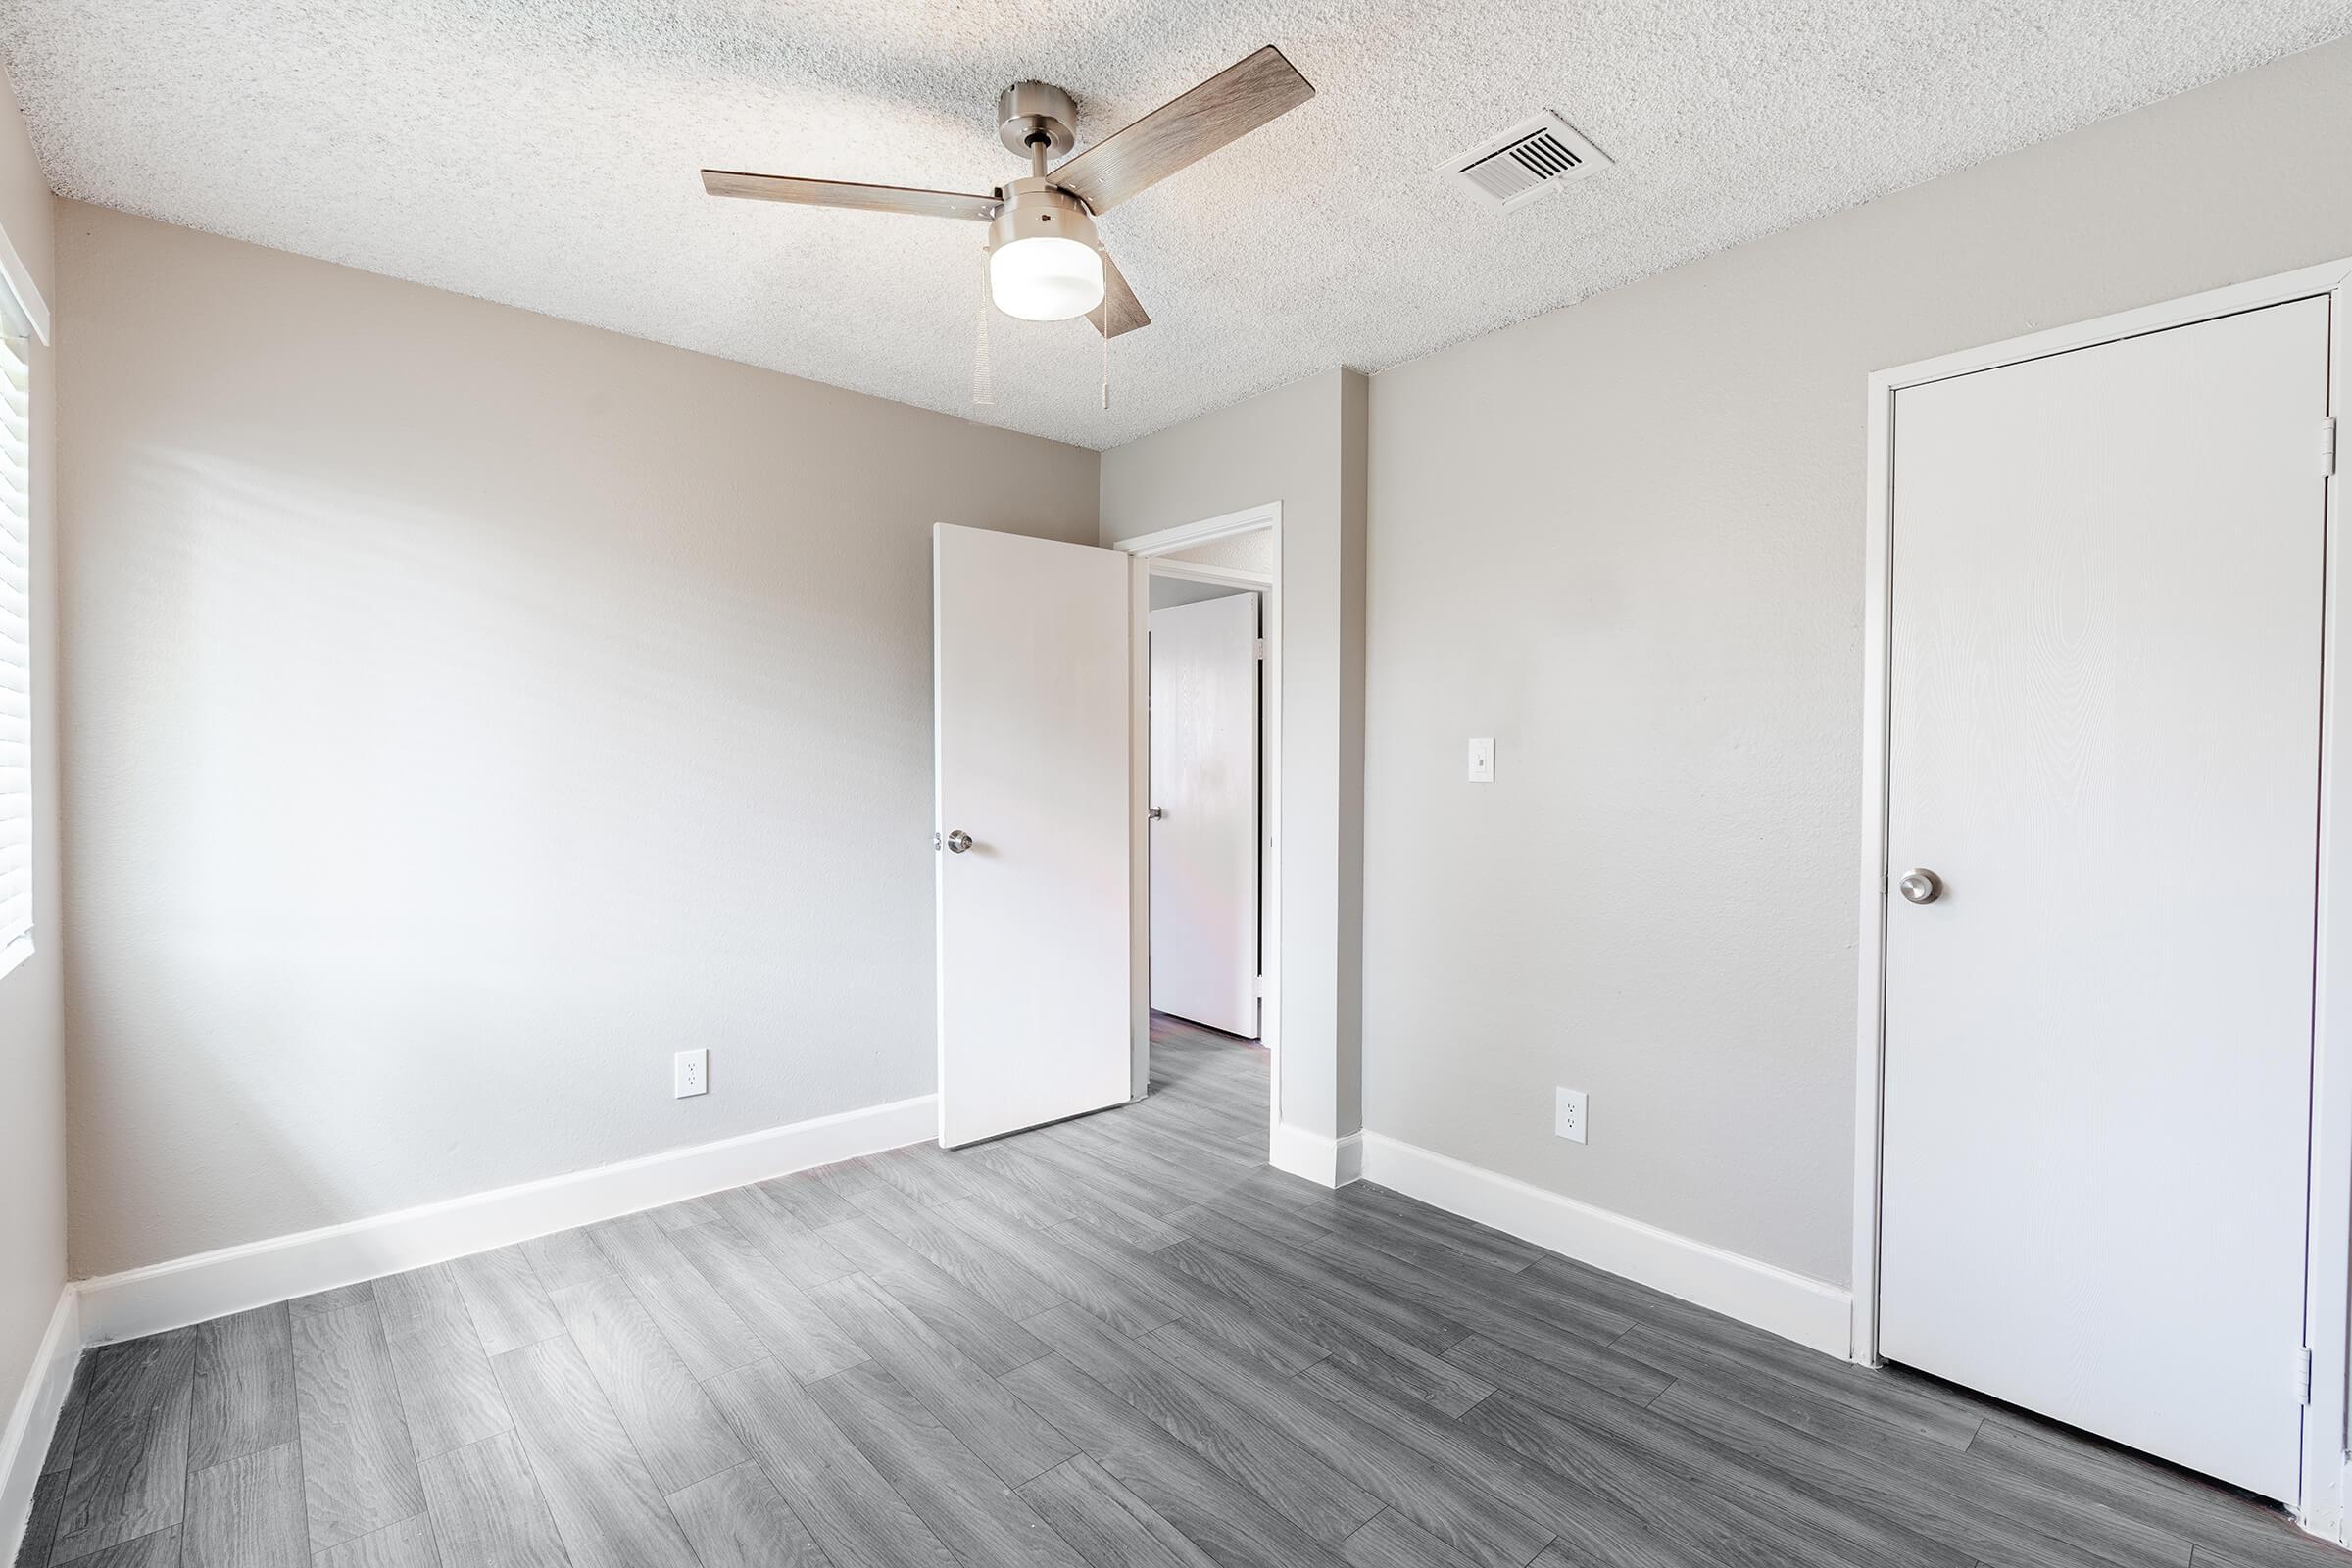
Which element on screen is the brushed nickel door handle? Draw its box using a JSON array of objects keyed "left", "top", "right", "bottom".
[{"left": 1898, "top": 868, "right": 1942, "bottom": 904}]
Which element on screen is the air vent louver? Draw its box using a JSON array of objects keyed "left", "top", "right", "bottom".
[{"left": 1445, "top": 113, "right": 1609, "bottom": 212}]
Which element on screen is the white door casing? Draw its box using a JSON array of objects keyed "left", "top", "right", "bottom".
[
  {"left": 1149, "top": 592, "right": 1261, "bottom": 1037},
  {"left": 1877, "top": 298, "right": 2329, "bottom": 1501},
  {"left": 933, "top": 524, "right": 1133, "bottom": 1148}
]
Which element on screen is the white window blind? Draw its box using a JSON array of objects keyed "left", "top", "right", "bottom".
[{"left": 0, "top": 330, "right": 27, "bottom": 960}]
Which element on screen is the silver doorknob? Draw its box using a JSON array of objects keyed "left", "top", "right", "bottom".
[
  {"left": 1897, "top": 868, "right": 1942, "bottom": 905},
  {"left": 946, "top": 829, "right": 973, "bottom": 854},
  {"left": 1148, "top": 807, "right": 1164, "bottom": 821}
]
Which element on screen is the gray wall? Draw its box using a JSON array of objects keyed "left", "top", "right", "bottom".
[
  {"left": 1363, "top": 35, "right": 2352, "bottom": 1287},
  {"left": 58, "top": 204, "right": 1099, "bottom": 1277},
  {"left": 1101, "top": 369, "right": 1367, "bottom": 1141},
  {"left": 0, "top": 65, "right": 61, "bottom": 1457}
]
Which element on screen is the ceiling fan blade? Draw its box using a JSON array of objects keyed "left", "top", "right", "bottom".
[
  {"left": 701, "top": 170, "right": 1000, "bottom": 221},
  {"left": 1051, "top": 46, "right": 1314, "bottom": 215},
  {"left": 1089, "top": 249, "right": 1150, "bottom": 338}
]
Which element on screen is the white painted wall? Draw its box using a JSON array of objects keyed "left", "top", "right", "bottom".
[
  {"left": 0, "top": 63, "right": 61, "bottom": 1462},
  {"left": 1101, "top": 370, "right": 1366, "bottom": 1141},
  {"left": 56, "top": 204, "right": 1099, "bottom": 1277},
  {"left": 1362, "top": 35, "right": 2352, "bottom": 1287},
  {"left": 1164, "top": 529, "right": 1276, "bottom": 575},
  {"left": 1149, "top": 575, "right": 1250, "bottom": 611}
]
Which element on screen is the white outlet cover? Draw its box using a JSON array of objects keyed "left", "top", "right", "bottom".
[
  {"left": 1467, "top": 737, "right": 1495, "bottom": 783},
  {"left": 1554, "top": 1086, "right": 1587, "bottom": 1144},
  {"left": 675, "top": 1048, "right": 709, "bottom": 1099}
]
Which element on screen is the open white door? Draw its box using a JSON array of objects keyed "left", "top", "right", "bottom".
[
  {"left": 1149, "top": 592, "right": 1260, "bottom": 1036},
  {"left": 934, "top": 524, "right": 1133, "bottom": 1148}
]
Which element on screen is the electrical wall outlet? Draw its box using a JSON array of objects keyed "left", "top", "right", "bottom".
[
  {"left": 1554, "top": 1086, "right": 1588, "bottom": 1144},
  {"left": 1467, "top": 737, "right": 1495, "bottom": 783},
  {"left": 675, "top": 1049, "right": 709, "bottom": 1099}
]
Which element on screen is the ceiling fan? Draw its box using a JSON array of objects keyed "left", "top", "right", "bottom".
[{"left": 701, "top": 46, "right": 1315, "bottom": 338}]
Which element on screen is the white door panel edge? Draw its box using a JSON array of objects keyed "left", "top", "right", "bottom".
[
  {"left": 1876, "top": 299, "right": 2327, "bottom": 1503},
  {"left": 1149, "top": 592, "right": 1260, "bottom": 1037},
  {"left": 934, "top": 524, "right": 1133, "bottom": 1148}
]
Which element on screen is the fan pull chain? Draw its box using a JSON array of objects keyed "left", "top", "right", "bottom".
[
  {"left": 1100, "top": 315, "right": 1110, "bottom": 411},
  {"left": 972, "top": 245, "right": 994, "bottom": 407}
]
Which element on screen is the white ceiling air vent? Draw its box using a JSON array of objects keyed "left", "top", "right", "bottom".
[{"left": 1444, "top": 112, "right": 1609, "bottom": 212}]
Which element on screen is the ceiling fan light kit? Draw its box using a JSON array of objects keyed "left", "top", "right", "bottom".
[
  {"left": 700, "top": 46, "right": 1316, "bottom": 348},
  {"left": 988, "top": 177, "right": 1105, "bottom": 321}
]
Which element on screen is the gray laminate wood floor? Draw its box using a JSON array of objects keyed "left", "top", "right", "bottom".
[{"left": 18, "top": 1015, "right": 2347, "bottom": 1568}]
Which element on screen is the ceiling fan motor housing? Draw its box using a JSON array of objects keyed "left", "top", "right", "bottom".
[
  {"left": 987, "top": 176, "right": 1100, "bottom": 257},
  {"left": 997, "top": 81, "right": 1077, "bottom": 159}
]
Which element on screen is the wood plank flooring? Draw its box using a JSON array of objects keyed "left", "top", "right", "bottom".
[{"left": 18, "top": 1014, "right": 2349, "bottom": 1568}]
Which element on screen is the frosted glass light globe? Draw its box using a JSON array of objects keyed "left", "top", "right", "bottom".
[{"left": 990, "top": 235, "right": 1105, "bottom": 321}]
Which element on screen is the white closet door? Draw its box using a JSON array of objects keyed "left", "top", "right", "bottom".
[
  {"left": 1149, "top": 592, "right": 1260, "bottom": 1037},
  {"left": 1880, "top": 297, "right": 2330, "bottom": 1501},
  {"left": 933, "top": 524, "right": 1133, "bottom": 1148}
]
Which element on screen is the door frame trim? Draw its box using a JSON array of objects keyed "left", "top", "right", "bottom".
[
  {"left": 1853, "top": 257, "right": 2352, "bottom": 1533},
  {"left": 1117, "top": 503, "right": 1283, "bottom": 1158}
]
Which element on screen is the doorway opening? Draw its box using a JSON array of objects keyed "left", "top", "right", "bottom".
[
  {"left": 928, "top": 507, "right": 1284, "bottom": 1165},
  {"left": 1147, "top": 567, "right": 1263, "bottom": 1052},
  {"left": 1117, "top": 504, "right": 1281, "bottom": 1163}
]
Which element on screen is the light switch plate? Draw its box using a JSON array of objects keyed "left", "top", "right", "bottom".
[
  {"left": 1467, "top": 737, "right": 1495, "bottom": 783},
  {"left": 675, "top": 1049, "right": 709, "bottom": 1099}
]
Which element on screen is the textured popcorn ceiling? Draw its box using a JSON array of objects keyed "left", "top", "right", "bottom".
[{"left": 7, "top": 3, "right": 2351, "bottom": 450}]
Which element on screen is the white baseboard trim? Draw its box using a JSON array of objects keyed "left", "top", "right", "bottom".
[
  {"left": 1, "top": 1290, "right": 78, "bottom": 1566},
  {"left": 1359, "top": 1131, "right": 1853, "bottom": 1357},
  {"left": 1335, "top": 1131, "right": 1364, "bottom": 1187},
  {"left": 1268, "top": 1122, "right": 1363, "bottom": 1189},
  {"left": 76, "top": 1095, "right": 938, "bottom": 1346}
]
